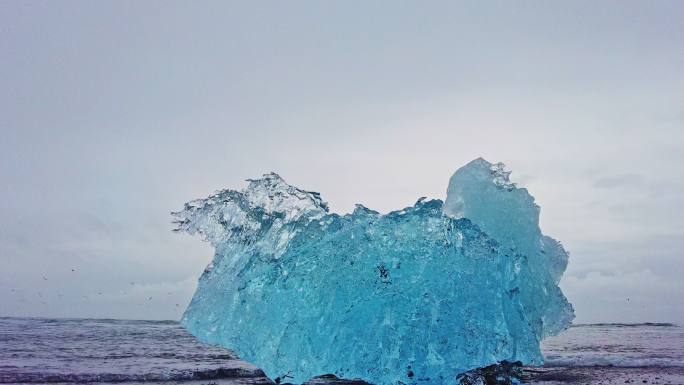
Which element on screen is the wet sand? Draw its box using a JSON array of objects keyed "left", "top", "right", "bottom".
[
  {"left": 521, "top": 366, "right": 684, "bottom": 385},
  {"left": 281, "top": 367, "right": 684, "bottom": 385}
]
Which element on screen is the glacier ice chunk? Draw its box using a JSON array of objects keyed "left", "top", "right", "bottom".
[{"left": 173, "top": 159, "right": 574, "bottom": 385}]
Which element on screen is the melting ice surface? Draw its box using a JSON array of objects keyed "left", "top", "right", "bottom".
[{"left": 173, "top": 158, "right": 574, "bottom": 385}]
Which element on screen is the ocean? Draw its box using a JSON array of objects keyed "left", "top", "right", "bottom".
[{"left": 0, "top": 317, "right": 682, "bottom": 385}]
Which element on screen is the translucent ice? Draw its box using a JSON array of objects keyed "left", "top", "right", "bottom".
[{"left": 173, "top": 159, "right": 574, "bottom": 385}]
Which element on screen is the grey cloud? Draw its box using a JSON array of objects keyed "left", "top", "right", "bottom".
[
  {"left": 593, "top": 173, "right": 645, "bottom": 189},
  {"left": 1, "top": 1, "right": 683, "bottom": 322}
]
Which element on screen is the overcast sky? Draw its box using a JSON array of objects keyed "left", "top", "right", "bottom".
[{"left": 1, "top": 1, "right": 683, "bottom": 323}]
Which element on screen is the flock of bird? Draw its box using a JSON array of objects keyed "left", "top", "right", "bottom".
[{"left": 6, "top": 269, "right": 183, "bottom": 308}]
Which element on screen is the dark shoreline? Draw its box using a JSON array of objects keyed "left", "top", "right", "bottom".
[
  {"left": 522, "top": 366, "right": 684, "bottom": 384},
  {"left": 294, "top": 366, "right": 684, "bottom": 385},
  {"left": 4, "top": 367, "right": 683, "bottom": 385}
]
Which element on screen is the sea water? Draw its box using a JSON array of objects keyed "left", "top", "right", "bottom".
[{"left": 0, "top": 318, "right": 682, "bottom": 384}]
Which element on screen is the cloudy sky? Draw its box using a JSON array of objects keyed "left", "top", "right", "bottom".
[{"left": 1, "top": 1, "right": 682, "bottom": 323}]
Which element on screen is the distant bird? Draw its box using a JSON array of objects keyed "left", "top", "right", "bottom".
[
  {"left": 71, "top": 269, "right": 75, "bottom": 272},
  {"left": 42, "top": 276, "right": 47, "bottom": 280},
  {"left": 175, "top": 304, "right": 179, "bottom": 307},
  {"left": 97, "top": 292, "right": 102, "bottom": 295},
  {"left": 148, "top": 296, "right": 152, "bottom": 301}
]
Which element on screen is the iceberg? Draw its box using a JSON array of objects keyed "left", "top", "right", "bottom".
[{"left": 172, "top": 158, "right": 574, "bottom": 385}]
